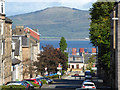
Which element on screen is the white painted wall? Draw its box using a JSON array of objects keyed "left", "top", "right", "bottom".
[{"left": 68, "top": 63, "right": 84, "bottom": 69}]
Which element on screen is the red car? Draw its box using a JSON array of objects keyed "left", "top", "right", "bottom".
[
  {"left": 24, "top": 78, "right": 42, "bottom": 88},
  {"left": 74, "top": 74, "right": 79, "bottom": 76}
]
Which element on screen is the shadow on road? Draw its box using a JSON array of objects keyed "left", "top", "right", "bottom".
[
  {"left": 52, "top": 79, "right": 83, "bottom": 84},
  {"left": 51, "top": 79, "right": 83, "bottom": 89}
]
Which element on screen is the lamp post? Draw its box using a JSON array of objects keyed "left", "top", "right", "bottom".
[
  {"left": 111, "top": 9, "right": 118, "bottom": 89},
  {"left": 45, "top": 67, "right": 48, "bottom": 76}
]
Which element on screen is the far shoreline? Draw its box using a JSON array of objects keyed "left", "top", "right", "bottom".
[{"left": 40, "top": 38, "right": 90, "bottom": 41}]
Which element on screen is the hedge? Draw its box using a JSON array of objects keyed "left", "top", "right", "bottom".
[
  {"left": 46, "top": 75, "right": 59, "bottom": 79},
  {"left": 0, "top": 85, "right": 26, "bottom": 90},
  {"left": 41, "top": 80, "right": 47, "bottom": 84},
  {"left": 30, "top": 82, "right": 39, "bottom": 87}
]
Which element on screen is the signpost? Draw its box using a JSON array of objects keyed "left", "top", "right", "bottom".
[
  {"left": 44, "top": 67, "right": 48, "bottom": 75},
  {"left": 57, "top": 63, "right": 62, "bottom": 79}
]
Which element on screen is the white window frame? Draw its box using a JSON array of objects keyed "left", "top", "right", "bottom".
[
  {"left": 1, "top": 23, "right": 3, "bottom": 35},
  {"left": 1, "top": 42, "right": 3, "bottom": 55}
]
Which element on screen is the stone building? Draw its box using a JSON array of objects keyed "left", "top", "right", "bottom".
[
  {"left": 12, "top": 36, "right": 23, "bottom": 81},
  {"left": 12, "top": 26, "right": 25, "bottom": 36},
  {"left": 0, "top": 0, "right": 13, "bottom": 85},
  {"left": 12, "top": 26, "right": 40, "bottom": 79}
]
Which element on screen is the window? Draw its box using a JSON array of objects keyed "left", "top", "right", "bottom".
[
  {"left": 73, "top": 56, "right": 75, "bottom": 61},
  {"left": 1, "top": 3, "right": 3, "bottom": 13},
  {"left": 69, "top": 65, "right": 70, "bottom": 68},
  {"left": 76, "top": 64, "right": 79, "bottom": 69},
  {"left": 1, "top": 42, "right": 3, "bottom": 55},
  {"left": 1, "top": 23, "right": 3, "bottom": 35},
  {"left": 72, "top": 65, "right": 74, "bottom": 69}
]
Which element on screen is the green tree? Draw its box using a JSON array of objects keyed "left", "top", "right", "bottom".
[
  {"left": 34, "top": 45, "right": 67, "bottom": 75},
  {"left": 59, "top": 37, "right": 68, "bottom": 68},
  {"left": 59, "top": 37, "right": 67, "bottom": 53},
  {"left": 89, "top": 1, "right": 115, "bottom": 81},
  {"left": 86, "top": 55, "right": 96, "bottom": 71}
]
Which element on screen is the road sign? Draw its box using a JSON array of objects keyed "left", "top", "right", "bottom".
[
  {"left": 92, "top": 67, "right": 97, "bottom": 70},
  {"left": 45, "top": 67, "right": 47, "bottom": 71},
  {"left": 57, "top": 67, "right": 62, "bottom": 70}
]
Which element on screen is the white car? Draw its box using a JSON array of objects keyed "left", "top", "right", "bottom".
[{"left": 81, "top": 81, "right": 96, "bottom": 89}]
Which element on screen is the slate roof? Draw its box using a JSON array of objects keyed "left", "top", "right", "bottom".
[
  {"left": 69, "top": 55, "right": 83, "bottom": 58},
  {"left": 22, "top": 36, "right": 29, "bottom": 46},
  {"left": 5, "top": 17, "right": 12, "bottom": 23},
  {"left": 12, "top": 58, "right": 21, "bottom": 65},
  {"left": 12, "top": 37, "right": 20, "bottom": 56},
  {"left": 69, "top": 55, "right": 83, "bottom": 63}
]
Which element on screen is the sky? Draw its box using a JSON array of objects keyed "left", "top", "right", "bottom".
[{"left": 5, "top": 0, "right": 97, "bottom": 16}]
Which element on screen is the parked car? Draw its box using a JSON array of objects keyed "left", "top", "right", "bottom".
[
  {"left": 74, "top": 74, "right": 79, "bottom": 77},
  {"left": 85, "top": 70, "right": 91, "bottom": 76},
  {"left": 83, "top": 80, "right": 92, "bottom": 83},
  {"left": 76, "top": 88, "right": 97, "bottom": 90},
  {"left": 85, "top": 75, "right": 92, "bottom": 80},
  {"left": 44, "top": 77, "right": 53, "bottom": 84},
  {"left": 36, "top": 77, "right": 53, "bottom": 84},
  {"left": 5, "top": 81, "right": 30, "bottom": 89},
  {"left": 81, "top": 81, "right": 96, "bottom": 89},
  {"left": 24, "top": 80, "right": 34, "bottom": 89},
  {"left": 24, "top": 78, "right": 42, "bottom": 88}
]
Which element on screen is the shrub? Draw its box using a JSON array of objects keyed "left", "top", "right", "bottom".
[
  {"left": 52, "top": 75, "right": 59, "bottom": 78},
  {"left": 41, "top": 80, "right": 47, "bottom": 84},
  {"left": 30, "top": 82, "right": 39, "bottom": 87},
  {"left": 46, "top": 75, "right": 59, "bottom": 79}
]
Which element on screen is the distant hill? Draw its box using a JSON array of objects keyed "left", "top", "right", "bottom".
[{"left": 9, "top": 7, "right": 90, "bottom": 39}]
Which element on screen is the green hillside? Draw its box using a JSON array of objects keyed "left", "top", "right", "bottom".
[{"left": 9, "top": 7, "right": 90, "bottom": 39}]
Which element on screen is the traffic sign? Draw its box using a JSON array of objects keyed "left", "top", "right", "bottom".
[{"left": 57, "top": 67, "right": 62, "bottom": 70}]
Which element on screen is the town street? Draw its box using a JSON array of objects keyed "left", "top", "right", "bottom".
[
  {"left": 40, "top": 72, "right": 110, "bottom": 90},
  {"left": 41, "top": 79, "right": 83, "bottom": 90}
]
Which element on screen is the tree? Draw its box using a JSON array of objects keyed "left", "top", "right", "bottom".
[
  {"left": 89, "top": 1, "right": 115, "bottom": 82},
  {"left": 34, "top": 45, "right": 67, "bottom": 75},
  {"left": 23, "top": 58, "right": 35, "bottom": 79},
  {"left": 59, "top": 37, "right": 67, "bottom": 53},
  {"left": 59, "top": 37, "right": 68, "bottom": 60},
  {"left": 86, "top": 55, "right": 96, "bottom": 71}
]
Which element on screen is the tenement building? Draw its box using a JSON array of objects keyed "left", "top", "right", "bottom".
[
  {"left": 0, "top": 0, "right": 13, "bottom": 85},
  {"left": 12, "top": 26, "right": 40, "bottom": 79}
]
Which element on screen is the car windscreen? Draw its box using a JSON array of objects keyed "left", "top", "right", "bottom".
[
  {"left": 84, "top": 84, "right": 94, "bottom": 86},
  {"left": 25, "top": 80, "right": 34, "bottom": 82},
  {"left": 85, "top": 72, "right": 91, "bottom": 75}
]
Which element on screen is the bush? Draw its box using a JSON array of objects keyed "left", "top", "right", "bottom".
[
  {"left": 1, "top": 85, "right": 26, "bottom": 90},
  {"left": 52, "top": 75, "right": 59, "bottom": 78},
  {"left": 41, "top": 80, "right": 47, "bottom": 84},
  {"left": 30, "top": 82, "right": 39, "bottom": 87},
  {"left": 46, "top": 75, "right": 59, "bottom": 79}
]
